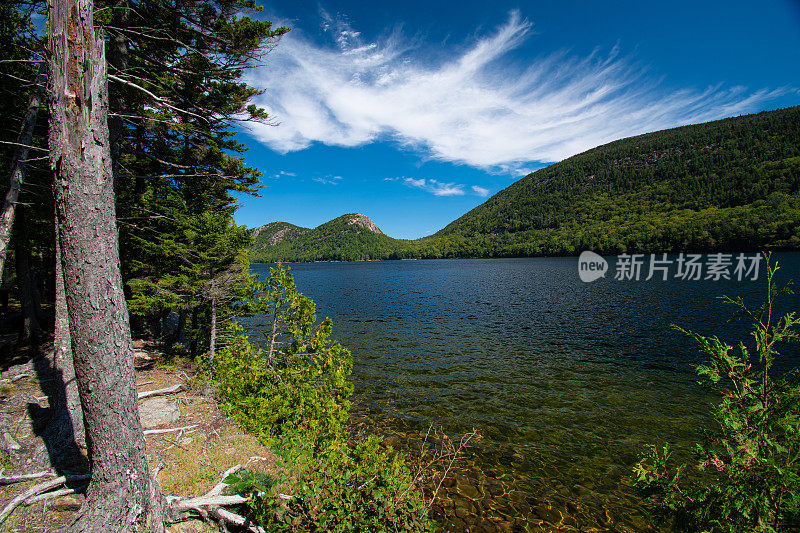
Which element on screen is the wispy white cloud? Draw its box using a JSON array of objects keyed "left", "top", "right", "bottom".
[
  {"left": 403, "top": 178, "right": 465, "bottom": 196},
  {"left": 271, "top": 170, "right": 297, "bottom": 178},
  {"left": 471, "top": 185, "right": 491, "bottom": 197},
  {"left": 399, "top": 177, "right": 490, "bottom": 197},
  {"left": 246, "top": 10, "right": 791, "bottom": 172},
  {"left": 313, "top": 175, "right": 343, "bottom": 185}
]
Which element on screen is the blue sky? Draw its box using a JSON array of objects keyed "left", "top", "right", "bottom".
[{"left": 233, "top": 0, "right": 800, "bottom": 239}]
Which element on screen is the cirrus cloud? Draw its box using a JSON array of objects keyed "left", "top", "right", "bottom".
[
  {"left": 403, "top": 178, "right": 464, "bottom": 196},
  {"left": 313, "top": 175, "right": 343, "bottom": 185},
  {"left": 245, "top": 10, "right": 791, "bottom": 173},
  {"left": 399, "top": 177, "right": 490, "bottom": 197},
  {"left": 471, "top": 185, "right": 491, "bottom": 197}
]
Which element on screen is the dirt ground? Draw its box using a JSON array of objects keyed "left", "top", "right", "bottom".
[{"left": 0, "top": 337, "right": 279, "bottom": 533}]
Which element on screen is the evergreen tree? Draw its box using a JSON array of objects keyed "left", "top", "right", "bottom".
[
  {"left": 47, "top": 0, "right": 161, "bottom": 527},
  {"left": 93, "top": 0, "right": 288, "bottom": 350}
]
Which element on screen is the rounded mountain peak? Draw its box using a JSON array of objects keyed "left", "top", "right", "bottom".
[{"left": 341, "top": 213, "right": 382, "bottom": 234}]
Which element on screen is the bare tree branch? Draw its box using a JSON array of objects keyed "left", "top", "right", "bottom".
[{"left": 108, "top": 74, "right": 208, "bottom": 123}]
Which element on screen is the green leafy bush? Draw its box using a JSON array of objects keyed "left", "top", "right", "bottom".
[
  {"left": 215, "top": 265, "right": 353, "bottom": 447},
  {"left": 214, "top": 325, "right": 353, "bottom": 447},
  {"left": 214, "top": 265, "right": 438, "bottom": 532},
  {"left": 238, "top": 435, "right": 437, "bottom": 532},
  {"left": 634, "top": 255, "right": 800, "bottom": 532}
]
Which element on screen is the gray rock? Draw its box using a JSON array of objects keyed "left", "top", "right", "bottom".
[
  {"left": 139, "top": 397, "right": 180, "bottom": 428},
  {"left": 3, "top": 431, "right": 21, "bottom": 451}
]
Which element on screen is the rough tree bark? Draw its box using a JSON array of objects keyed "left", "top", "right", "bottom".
[
  {"left": 31, "top": 220, "right": 86, "bottom": 469},
  {"left": 46, "top": 220, "right": 85, "bottom": 450},
  {"left": 106, "top": 0, "right": 129, "bottom": 191},
  {"left": 209, "top": 277, "right": 217, "bottom": 365},
  {"left": 14, "top": 210, "right": 42, "bottom": 345},
  {"left": 0, "top": 65, "right": 47, "bottom": 281},
  {"left": 47, "top": 0, "right": 164, "bottom": 529}
]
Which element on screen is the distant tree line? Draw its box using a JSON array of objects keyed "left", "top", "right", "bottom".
[{"left": 251, "top": 106, "right": 800, "bottom": 263}]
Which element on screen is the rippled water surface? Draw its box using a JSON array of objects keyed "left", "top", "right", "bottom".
[{"left": 246, "top": 255, "right": 800, "bottom": 532}]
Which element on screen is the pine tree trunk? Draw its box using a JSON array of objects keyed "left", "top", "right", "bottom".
[
  {"left": 38, "top": 223, "right": 86, "bottom": 466},
  {"left": 209, "top": 295, "right": 217, "bottom": 365},
  {"left": 160, "top": 307, "right": 171, "bottom": 345},
  {"left": 15, "top": 211, "right": 42, "bottom": 345},
  {"left": 51, "top": 220, "right": 85, "bottom": 448},
  {"left": 106, "top": 0, "right": 129, "bottom": 192},
  {"left": 176, "top": 308, "right": 186, "bottom": 348},
  {"left": 0, "top": 65, "right": 46, "bottom": 282},
  {"left": 189, "top": 307, "right": 198, "bottom": 356},
  {"left": 208, "top": 268, "right": 217, "bottom": 364},
  {"left": 47, "top": 0, "right": 163, "bottom": 528}
]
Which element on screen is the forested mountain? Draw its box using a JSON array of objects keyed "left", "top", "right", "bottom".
[
  {"left": 252, "top": 106, "right": 800, "bottom": 262},
  {"left": 250, "top": 214, "right": 407, "bottom": 262},
  {"left": 253, "top": 222, "right": 311, "bottom": 246}
]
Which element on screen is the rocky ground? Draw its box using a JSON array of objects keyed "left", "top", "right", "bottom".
[{"left": 0, "top": 337, "right": 279, "bottom": 533}]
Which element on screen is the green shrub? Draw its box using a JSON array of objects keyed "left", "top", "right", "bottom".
[
  {"left": 214, "top": 265, "right": 438, "bottom": 532},
  {"left": 236, "top": 435, "right": 437, "bottom": 532},
  {"left": 634, "top": 254, "right": 800, "bottom": 532},
  {"left": 0, "top": 449, "right": 12, "bottom": 469},
  {"left": 215, "top": 265, "right": 353, "bottom": 447}
]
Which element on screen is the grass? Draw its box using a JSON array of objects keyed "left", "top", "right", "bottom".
[
  {"left": 156, "top": 425, "right": 278, "bottom": 497},
  {"left": 0, "top": 450, "right": 11, "bottom": 470}
]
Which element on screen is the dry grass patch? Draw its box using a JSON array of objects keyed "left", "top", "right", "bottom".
[{"left": 156, "top": 424, "right": 278, "bottom": 497}]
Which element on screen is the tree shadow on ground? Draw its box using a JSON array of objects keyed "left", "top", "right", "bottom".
[{"left": 26, "top": 341, "right": 88, "bottom": 480}]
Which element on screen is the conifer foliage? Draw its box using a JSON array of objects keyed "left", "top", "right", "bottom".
[
  {"left": 97, "top": 0, "right": 288, "bottom": 350},
  {"left": 0, "top": 0, "right": 288, "bottom": 355},
  {"left": 634, "top": 255, "right": 800, "bottom": 532}
]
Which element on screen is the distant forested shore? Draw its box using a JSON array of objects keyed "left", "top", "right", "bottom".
[{"left": 250, "top": 106, "right": 800, "bottom": 263}]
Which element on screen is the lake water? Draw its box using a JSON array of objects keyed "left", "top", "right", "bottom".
[{"left": 246, "top": 254, "right": 800, "bottom": 532}]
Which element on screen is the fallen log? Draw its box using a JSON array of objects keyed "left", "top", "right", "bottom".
[
  {"left": 174, "top": 494, "right": 249, "bottom": 511},
  {"left": 0, "top": 474, "right": 89, "bottom": 524},
  {"left": 138, "top": 383, "right": 182, "bottom": 399},
  {"left": 24, "top": 487, "right": 80, "bottom": 506},
  {"left": 143, "top": 424, "right": 198, "bottom": 436},
  {"left": 205, "top": 464, "right": 244, "bottom": 497},
  {"left": 210, "top": 507, "right": 267, "bottom": 533},
  {"left": 0, "top": 471, "right": 55, "bottom": 485}
]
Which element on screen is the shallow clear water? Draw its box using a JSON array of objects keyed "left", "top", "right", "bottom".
[{"left": 245, "top": 254, "right": 800, "bottom": 532}]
